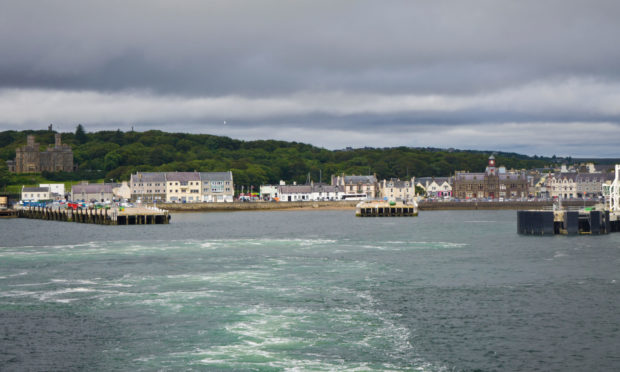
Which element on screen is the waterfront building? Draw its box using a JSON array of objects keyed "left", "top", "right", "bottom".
[
  {"left": 279, "top": 185, "right": 312, "bottom": 201},
  {"left": 453, "top": 155, "right": 528, "bottom": 199},
  {"left": 260, "top": 184, "right": 281, "bottom": 201},
  {"left": 71, "top": 183, "right": 115, "bottom": 202},
  {"left": 576, "top": 173, "right": 615, "bottom": 198},
  {"left": 309, "top": 183, "right": 343, "bottom": 201},
  {"left": 8, "top": 134, "right": 73, "bottom": 173},
  {"left": 331, "top": 174, "right": 378, "bottom": 199},
  {"left": 21, "top": 186, "right": 51, "bottom": 202},
  {"left": 129, "top": 171, "right": 234, "bottom": 203},
  {"left": 113, "top": 181, "right": 132, "bottom": 201},
  {"left": 39, "top": 183, "right": 66, "bottom": 199},
  {"left": 130, "top": 172, "right": 167, "bottom": 202},
  {"left": 548, "top": 173, "right": 578, "bottom": 199},
  {"left": 415, "top": 177, "right": 452, "bottom": 198},
  {"left": 165, "top": 172, "right": 201, "bottom": 203},
  {"left": 379, "top": 177, "right": 417, "bottom": 201},
  {"left": 277, "top": 182, "right": 344, "bottom": 202},
  {"left": 200, "top": 171, "right": 234, "bottom": 202}
]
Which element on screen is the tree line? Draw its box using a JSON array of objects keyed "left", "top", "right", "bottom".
[{"left": 0, "top": 127, "right": 553, "bottom": 188}]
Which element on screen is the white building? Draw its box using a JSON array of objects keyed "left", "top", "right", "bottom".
[
  {"left": 21, "top": 186, "right": 51, "bottom": 202},
  {"left": 260, "top": 184, "right": 280, "bottom": 201},
  {"left": 276, "top": 183, "right": 344, "bottom": 202},
  {"left": 279, "top": 185, "right": 312, "bottom": 201},
  {"left": 113, "top": 181, "right": 132, "bottom": 201},
  {"left": 39, "top": 183, "right": 65, "bottom": 198},
  {"left": 416, "top": 177, "right": 452, "bottom": 198}
]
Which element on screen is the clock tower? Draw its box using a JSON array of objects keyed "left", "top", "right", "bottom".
[{"left": 487, "top": 155, "right": 496, "bottom": 175}]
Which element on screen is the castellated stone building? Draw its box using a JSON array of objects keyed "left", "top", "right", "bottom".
[{"left": 6, "top": 134, "right": 74, "bottom": 173}]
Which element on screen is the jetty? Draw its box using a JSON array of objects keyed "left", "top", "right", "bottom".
[
  {"left": 518, "top": 165, "right": 620, "bottom": 235},
  {"left": 356, "top": 200, "right": 418, "bottom": 217},
  {"left": 17, "top": 206, "right": 170, "bottom": 225}
]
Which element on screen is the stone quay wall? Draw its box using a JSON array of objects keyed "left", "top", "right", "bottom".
[
  {"left": 418, "top": 200, "right": 597, "bottom": 210},
  {"left": 156, "top": 200, "right": 598, "bottom": 212},
  {"left": 157, "top": 201, "right": 359, "bottom": 212}
]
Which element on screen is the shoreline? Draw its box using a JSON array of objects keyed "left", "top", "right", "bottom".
[{"left": 153, "top": 200, "right": 598, "bottom": 213}]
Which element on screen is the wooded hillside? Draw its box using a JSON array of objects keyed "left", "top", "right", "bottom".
[{"left": 0, "top": 128, "right": 552, "bottom": 188}]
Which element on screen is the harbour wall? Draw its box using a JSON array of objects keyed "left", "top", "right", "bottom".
[
  {"left": 156, "top": 200, "right": 597, "bottom": 212},
  {"left": 158, "top": 201, "right": 359, "bottom": 212},
  {"left": 418, "top": 200, "right": 597, "bottom": 211}
]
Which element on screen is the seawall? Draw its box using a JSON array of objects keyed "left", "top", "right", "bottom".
[
  {"left": 418, "top": 200, "right": 597, "bottom": 210},
  {"left": 158, "top": 201, "right": 359, "bottom": 212},
  {"left": 154, "top": 200, "right": 597, "bottom": 212}
]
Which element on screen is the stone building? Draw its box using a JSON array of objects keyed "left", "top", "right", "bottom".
[
  {"left": 331, "top": 174, "right": 378, "bottom": 199},
  {"left": 71, "top": 183, "right": 115, "bottom": 202},
  {"left": 379, "top": 177, "right": 417, "bottom": 201},
  {"left": 130, "top": 172, "right": 167, "bottom": 202},
  {"left": 453, "top": 155, "right": 528, "bottom": 199},
  {"left": 7, "top": 134, "right": 73, "bottom": 173},
  {"left": 129, "top": 171, "right": 234, "bottom": 203}
]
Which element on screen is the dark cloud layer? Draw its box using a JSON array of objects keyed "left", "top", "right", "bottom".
[{"left": 0, "top": 1, "right": 619, "bottom": 156}]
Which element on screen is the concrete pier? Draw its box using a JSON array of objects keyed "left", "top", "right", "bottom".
[
  {"left": 356, "top": 201, "right": 418, "bottom": 217},
  {"left": 17, "top": 206, "right": 170, "bottom": 225},
  {"left": 517, "top": 209, "right": 620, "bottom": 235}
]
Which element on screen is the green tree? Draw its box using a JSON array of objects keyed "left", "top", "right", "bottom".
[
  {"left": 75, "top": 124, "right": 88, "bottom": 144},
  {"left": 0, "top": 165, "right": 10, "bottom": 188}
]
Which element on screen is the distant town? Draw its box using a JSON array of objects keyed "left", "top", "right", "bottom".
[{"left": 5, "top": 133, "right": 616, "bottom": 207}]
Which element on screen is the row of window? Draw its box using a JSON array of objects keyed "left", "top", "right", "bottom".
[
  {"left": 137, "top": 181, "right": 231, "bottom": 187},
  {"left": 133, "top": 188, "right": 231, "bottom": 194}
]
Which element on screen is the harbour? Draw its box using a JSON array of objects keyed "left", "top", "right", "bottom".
[
  {"left": 2, "top": 209, "right": 619, "bottom": 371},
  {"left": 518, "top": 164, "right": 620, "bottom": 236},
  {"left": 15, "top": 206, "right": 170, "bottom": 225}
]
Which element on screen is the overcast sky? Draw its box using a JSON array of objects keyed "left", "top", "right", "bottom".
[{"left": 1, "top": 0, "right": 619, "bottom": 157}]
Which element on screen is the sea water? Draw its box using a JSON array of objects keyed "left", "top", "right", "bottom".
[{"left": 1, "top": 210, "right": 620, "bottom": 371}]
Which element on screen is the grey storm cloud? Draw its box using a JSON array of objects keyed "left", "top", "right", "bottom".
[{"left": 1, "top": 0, "right": 619, "bottom": 156}]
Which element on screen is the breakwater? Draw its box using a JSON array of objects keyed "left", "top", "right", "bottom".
[
  {"left": 17, "top": 206, "right": 170, "bottom": 225},
  {"left": 517, "top": 209, "right": 620, "bottom": 235},
  {"left": 156, "top": 200, "right": 596, "bottom": 212},
  {"left": 158, "top": 200, "right": 360, "bottom": 212},
  {"left": 418, "top": 200, "right": 596, "bottom": 211}
]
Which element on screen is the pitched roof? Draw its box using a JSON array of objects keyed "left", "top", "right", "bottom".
[
  {"left": 22, "top": 187, "right": 49, "bottom": 193},
  {"left": 499, "top": 172, "right": 527, "bottom": 180},
  {"left": 131, "top": 172, "right": 166, "bottom": 183},
  {"left": 279, "top": 185, "right": 312, "bottom": 194},
  {"left": 165, "top": 172, "right": 200, "bottom": 182},
  {"left": 554, "top": 172, "right": 578, "bottom": 181},
  {"left": 71, "top": 184, "right": 114, "bottom": 193},
  {"left": 200, "top": 171, "right": 233, "bottom": 181},
  {"left": 344, "top": 175, "right": 377, "bottom": 184}
]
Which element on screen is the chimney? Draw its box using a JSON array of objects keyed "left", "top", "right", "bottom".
[
  {"left": 55, "top": 133, "right": 62, "bottom": 147},
  {"left": 27, "top": 135, "right": 35, "bottom": 147}
]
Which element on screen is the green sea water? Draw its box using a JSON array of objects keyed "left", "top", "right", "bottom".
[{"left": 1, "top": 210, "right": 620, "bottom": 371}]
